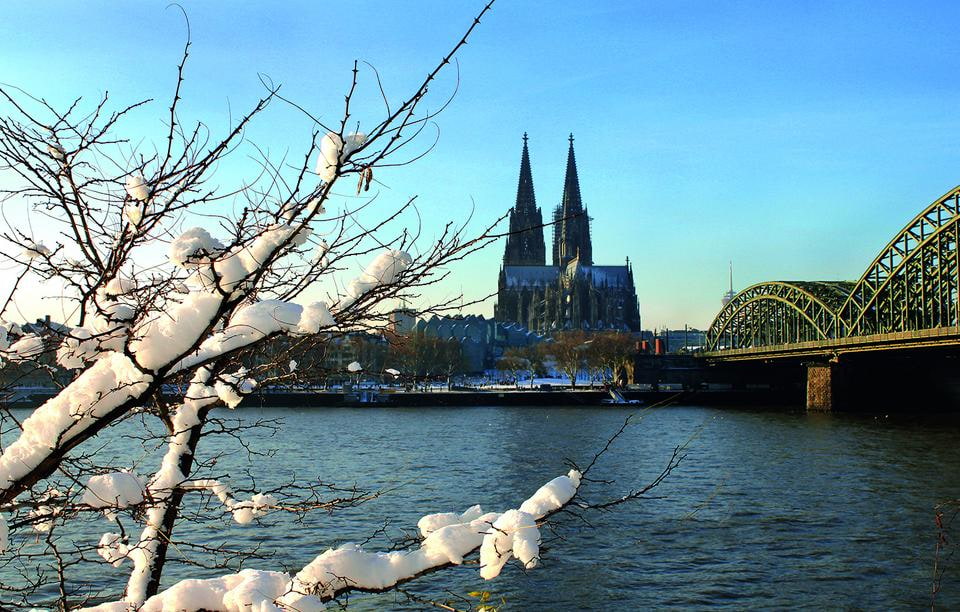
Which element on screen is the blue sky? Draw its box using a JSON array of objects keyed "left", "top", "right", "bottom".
[{"left": 3, "top": 1, "right": 960, "bottom": 329}]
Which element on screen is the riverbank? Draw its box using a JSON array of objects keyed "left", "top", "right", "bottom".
[
  {"left": 3, "top": 386, "right": 806, "bottom": 409},
  {"left": 247, "top": 387, "right": 805, "bottom": 408}
]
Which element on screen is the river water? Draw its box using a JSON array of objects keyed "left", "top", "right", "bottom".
[{"left": 8, "top": 404, "right": 960, "bottom": 609}]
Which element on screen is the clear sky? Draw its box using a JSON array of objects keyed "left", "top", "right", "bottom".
[{"left": 3, "top": 1, "right": 960, "bottom": 329}]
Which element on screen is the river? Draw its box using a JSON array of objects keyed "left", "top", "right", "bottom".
[{"left": 6, "top": 404, "right": 960, "bottom": 609}]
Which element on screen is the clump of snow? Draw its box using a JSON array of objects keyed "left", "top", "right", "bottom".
[
  {"left": 57, "top": 298, "right": 135, "bottom": 369},
  {"left": 346, "top": 361, "right": 362, "bottom": 373},
  {"left": 214, "top": 368, "right": 257, "bottom": 409},
  {"left": 0, "top": 353, "right": 152, "bottom": 489},
  {"left": 21, "top": 241, "right": 51, "bottom": 261},
  {"left": 123, "top": 569, "right": 319, "bottom": 612},
  {"left": 279, "top": 200, "right": 297, "bottom": 223},
  {"left": 97, "top": 532, "right": 130, "bottom": 567},
  {"left": 0, "top": 352, "right": 152, "bottom": 490},
  {"left": 29, "top": 505, "right": 57, "bottom": 532},
  {"left": 289, "top": 360, "right": 297, "bottom": 372},
  {"left": 106, "top": 469, "right": 580, "bottom": 609},
  {"left": 125, "top": 174, "right": 150, "bottom": 201},
  {"left": 104, "top": 277, "right": 136, "bottom": 297},
  {"left": 132, "top": 292, "right": 222, "bottom": 371},
  {"left": 385, "top": 368, "right": 400, "bottom": 377},
  {"left": 169, "top": 227, "right": 224, "bottom": 268},
  {"left": 343, "top": 250, "right": 413, "bottom": 306},
  {"left": 182, "top": 224, "right": 311, "bottom": 295},
  {"left": 231, "top": 493, "right": 277, "bottom": 525},
  {"left": 290, "top": 506, "right": 499, "bottom": 599},
  {"left": 297, "top": 301, "right": 334, "bottom": 334},
  {"left": 83, "top": 472, "right": 146, "bottom": 511},
  {"left": 306, "top": 198, "right": 325, "bottom": 217},
  {"left": 421, "top": 510, "right": 501, "bottom": 565},
  {"left": 518, "top": 470, "right": 582, "bottom": 517},
  {"left": 48, "top": 143, "right": 65, "bottom": 160},
  {"left": 418, "top": 504, "right": 483, "bottom": 537},
  {"left": 124, "top": 203, "right": 146, "bottom": 227},
  {"left": 5, "top": 333, "right": 44, "bottom": 362},
  {"left": 479, "top": 509, "right": 539, "bottom": 579},
  {"left": 184, "top": 480, "right": 275, "bottom": 525},
  {"left": 316, "top": 131, "right": 366, "bottom": 183},
  {"left": 56, "top": 327, "right": 97, "bottom": 370}
]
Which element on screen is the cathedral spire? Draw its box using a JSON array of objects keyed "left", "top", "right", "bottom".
[
  {"left": 502, "top": 133, "right": 546, "bottom": 266},
  {"left": 516, "top": 132, "right": 536, "bottom": 213},
  {"left": 558, "top": 133, "right": 592, "bottom": 267},
  {"left": 561, "top": 133, "right": 583, "bottom": 215}
]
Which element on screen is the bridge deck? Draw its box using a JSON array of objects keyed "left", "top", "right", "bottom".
[{"left": 702, "top": 326, "right": 960, "bottom": 361}]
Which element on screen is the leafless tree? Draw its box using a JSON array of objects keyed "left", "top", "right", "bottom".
[{"left": 0, "top": 3, "right": 683, "bottom": 609}]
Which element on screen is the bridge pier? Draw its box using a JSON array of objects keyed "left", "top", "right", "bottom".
[{"left": 805, "top": 361, "right": 839, "bottom": 411}]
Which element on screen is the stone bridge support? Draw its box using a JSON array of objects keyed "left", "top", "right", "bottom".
[{"left": 805, "top": 361, "right": 840, "bottom": 411}]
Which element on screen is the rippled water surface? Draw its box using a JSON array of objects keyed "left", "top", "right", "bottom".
[{"left": 10, "top": 404, "right": 960, "bottom": 609}]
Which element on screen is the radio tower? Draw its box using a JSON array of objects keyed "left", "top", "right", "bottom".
[{"left": 721, "top": 261, "right": 735, "bottom": 306}]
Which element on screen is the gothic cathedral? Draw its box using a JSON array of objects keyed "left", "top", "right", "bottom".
[{"left": 494, "top": 134, "right": 641, "bottom": 334}]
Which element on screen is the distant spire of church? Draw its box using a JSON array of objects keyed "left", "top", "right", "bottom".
[
  {"left": 516, "top": 132, "right": 536, "bottom": 213},
  {"left": 503, "top": 133, "right": 546, "bottom": 266},
  {"left": 558, "top": 133, "right": 592, "bottom": 267},
  {"left": 561, "top": 133, "right": 583, "bottom": 215}
]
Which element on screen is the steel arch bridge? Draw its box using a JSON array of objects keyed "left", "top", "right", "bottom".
[{"left": 706, "top": 186, "right": 960, "bottom": 353}]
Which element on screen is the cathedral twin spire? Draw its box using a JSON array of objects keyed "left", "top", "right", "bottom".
[
  {"left": 502, "top": 133, "right": 546, "bottom": 266},
  {"left": 503, "top": 133, "right": 592, "bottom": 268}
]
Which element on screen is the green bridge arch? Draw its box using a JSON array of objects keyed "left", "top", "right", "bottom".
[{"left": 706, "top": 186, "right": 960, "bottom": 351}]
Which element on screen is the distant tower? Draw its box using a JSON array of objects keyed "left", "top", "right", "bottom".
[
  {"left": 557, "top": 134, "right": 592, "bottom": 268},
  {"left": 502, "top": 133, "right": 546, "bottom": 266},
  {"left": 389, "top": 308, "right": 416, "bottom": 335},
  {"left": 721, "top": 261, "right": 736, "bottom": 305}
]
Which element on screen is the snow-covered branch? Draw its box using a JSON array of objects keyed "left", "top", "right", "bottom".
[{"left": 85, "top": 468, "right": 580, "bottom": 611}]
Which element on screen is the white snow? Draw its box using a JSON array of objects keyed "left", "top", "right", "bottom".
[
  {"left": 478, "top": 509, "right": 539, "bottom": 579},
  {"left": 47, "top": 144, "right": 65, "bottom": 160},
  {"left": 123, "top": 373, "right": 219, "bottom": 605},
  {"left": 297, "top": 301, "right": 334, "bottom": 334},
  {"left": 96, "top": 469, "right": 581, "bottom": 610},
  {"left": 125, "top": 174, "right": 150, "bottom": 201},
  {"left": 21, "top": 241, "right": 50, "bottom": 261},
  {"left": 342, "top": 249, "right": 413, "bottom": 306},
  {"left": 103, "top": 277, "right": 136, "bottom": 297},
  {"left": 231, "top": 493, "right": 277, "bottom": 525},
  {"left": 346, "top": 361, "right": 362, "bottom": 373},
  {"left": 417, "top": 504, "right": 483, "bottom": 537},
  {"left": 306, "top": 198, "right": 325, "bottom": 217},
  {"left": 168, "top": 227, "right": 224, "bottom": 268},
  {"left": 0, "top": 352, "right": 152, "bottom": 490},
  {"left": 57, "top": 300, "right": 134, "bottom": 369},
  {"left": 82, "top": 472, "right": 146, "bottom": 510},
  {"left": 518, "top": 470, "right": 582, "bottom": 517},
  {"left": 132, "top": 292, "right": 222, "bottom": 371},
  {"left": 86, "top": 568, "right": 324, "bottom": 612},
  {"left": 214, "top": 368, "right": 257, "bottom": 409},
  {"left": 29, "top": 505, "right": 56, "bottom": 532},
  {"left": 97, "top": 532, "right": 130, "bottom": 568},
  {"left": 5, "top": 333, "right": 44, "bottom": 362},
  {"left": 124, "top": 203, "right": 144, "bottom": 227},
  {"left": 316, "top": 132, "right": 366, "bottom": 183}
]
